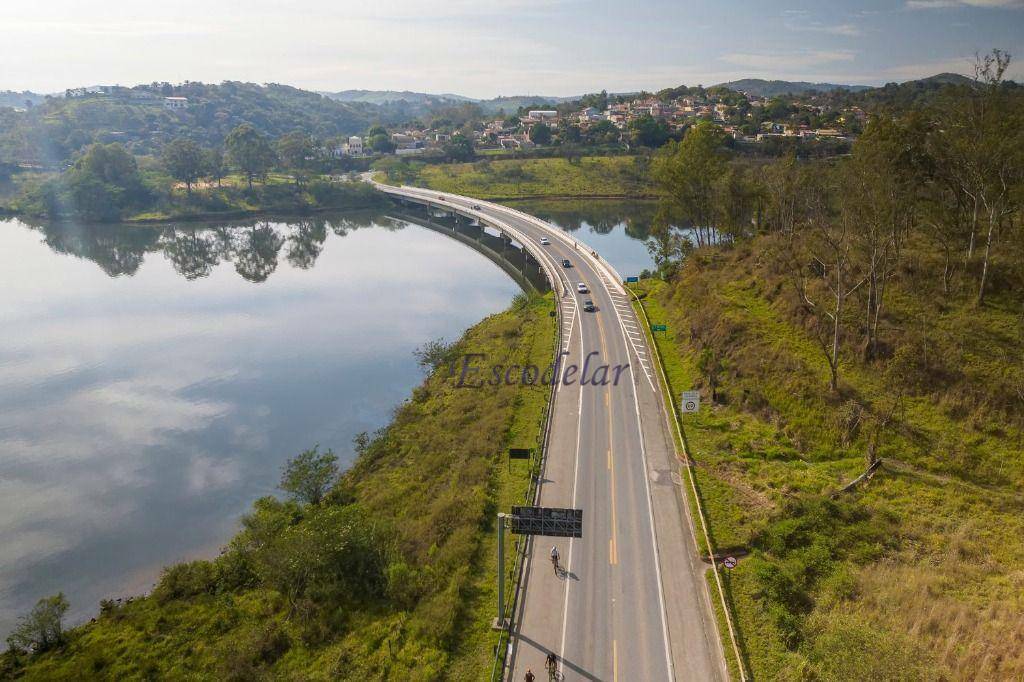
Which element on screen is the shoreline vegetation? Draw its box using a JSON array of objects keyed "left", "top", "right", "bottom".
[{"left": 2, "top": 293, "right": 557, "bottom": 680}]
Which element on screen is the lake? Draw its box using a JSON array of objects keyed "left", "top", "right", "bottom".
[{"left": 0, "top": 201, "right": 656, "bottom": 636}]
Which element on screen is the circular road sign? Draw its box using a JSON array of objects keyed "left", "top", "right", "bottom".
[{"left": 723, "top": 556, "right": 738, "bottom": 569}]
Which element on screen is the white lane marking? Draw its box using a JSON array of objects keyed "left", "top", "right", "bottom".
[
  {"left": 558, "top": 282, "right": 586, "bottom": 671},
  {"left": 609, "top": 311, "right": 675, "bottom": 682}
]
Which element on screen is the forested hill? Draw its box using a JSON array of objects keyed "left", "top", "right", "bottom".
[
  {"left": 0, "top": 82, "right": 384, "bottom": 167},
  {"left": 714, "top": 78, "right": 872, "bottom": 97}
]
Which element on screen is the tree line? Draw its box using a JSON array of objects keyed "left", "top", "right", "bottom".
[{"left": 14, "top": 123, "right": 385, "bottom": 221}]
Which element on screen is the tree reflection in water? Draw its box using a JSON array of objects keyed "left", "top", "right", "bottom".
[{"left": 23, "top": 212, "right": 389, "bottom": 283}]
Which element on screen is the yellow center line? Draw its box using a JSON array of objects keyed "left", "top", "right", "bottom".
[{"left": 613, "top": 640, "right": 619, "bottom": 682}]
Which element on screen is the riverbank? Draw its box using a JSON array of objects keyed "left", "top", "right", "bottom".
[{"left": 1, "top": 293, "right": 557, "bottom": 681}]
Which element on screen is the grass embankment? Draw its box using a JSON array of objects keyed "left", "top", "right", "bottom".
[
  {"left": 380, "top": 156, "right": 656, "bottom": 200},
  {"left": 1, "top": 294, "right": 556, "bottom": 681},
  {"left": 632, "top": 239, "right": 1024, "bottom": 680}
]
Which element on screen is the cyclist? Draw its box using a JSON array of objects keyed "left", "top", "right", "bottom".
[
  {"left": 546, "top": 652, "right": 558, "bottom": 679},
  {"left": 550, "top": 545, "right": 560, "bottom": 575}
]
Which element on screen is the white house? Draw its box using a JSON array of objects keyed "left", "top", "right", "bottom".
[
  {"left": 346, "top": 136, "right": 363, "bottom": 156},
  {"left": 527, "top": 110, "right": 558, "bottom": 121},
  {"left": 163, "top": 97, "right": 188, "bottom": 110}
]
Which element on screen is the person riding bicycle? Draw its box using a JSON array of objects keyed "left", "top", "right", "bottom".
[
  {"left": 550, "top": 545, "right": 560, "bottom": 574},
  {"left": 545, "top": 651, "right": 558, "bottom": 677}
]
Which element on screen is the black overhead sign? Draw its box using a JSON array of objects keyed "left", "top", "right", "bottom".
[{"left": 509, "top": 506, "right": 583, "bottom": 538}]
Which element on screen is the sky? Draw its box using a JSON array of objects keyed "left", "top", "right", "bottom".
[{"left": 1, "top": 0, "right": 1022, "bottom": 97}]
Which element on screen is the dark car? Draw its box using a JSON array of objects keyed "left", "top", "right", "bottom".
[
  {"left": 471, "top": 204, "right": 482, "bottom": 210},
  {"left": 562, "top": 259, "right": 572, "bottom": 268},
  {"left": 583, "top": 299, "right": 596, "bottom": 312}
]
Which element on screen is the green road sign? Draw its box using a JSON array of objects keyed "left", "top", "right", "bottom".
[
  {"left": 626, "top": 276, "right": 639, "bottom": 283},
  {"left": 651, "top": 324, "right": 667, "bottom": 332}
]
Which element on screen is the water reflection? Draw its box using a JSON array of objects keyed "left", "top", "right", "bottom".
[
  {"left": 505, "top": 199, "right": 660, "bottom": 276},
  {"left": 24, "top": 214, "right": 386, "bottom": 284},
  {"left": 0, "top": 211, "right": 520, "bottom": 637}
]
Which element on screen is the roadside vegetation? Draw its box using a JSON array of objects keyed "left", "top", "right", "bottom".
[
  {"left": 375, "top": 155, "right": 655, "bottom": 199},
  {"left": 1, "top": 293, "right": 556, "bottom": 681},
  {"left": 635, "top": 51, "right": 1024, "bottom": 680}
]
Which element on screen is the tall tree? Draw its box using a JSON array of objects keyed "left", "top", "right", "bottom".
[
  {"left": 651, "top": 121, "right": 727, "bottom": 247},
  {"left": 276, "top": 131, "right": 314, "bottom": 187},
  {"left": 162, "top": 138, "right": 204, "bottom": 195},
  {"left": 225, "top": 124, "right": 276, "bottom": 191},
  {"left": 203, "top": 146, "right": 227, "bottom": 188},
  {"left": 841, "top": 116, "right": 918, "bottom": 359}
]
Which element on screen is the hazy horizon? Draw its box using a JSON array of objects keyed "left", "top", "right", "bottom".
[{"left": 2, "top": 0, "right": 1022, "bottom": 98}]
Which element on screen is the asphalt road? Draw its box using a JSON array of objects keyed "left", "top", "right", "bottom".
[{"left": 374, "top": 182, "right": 729, "bottom": 682}]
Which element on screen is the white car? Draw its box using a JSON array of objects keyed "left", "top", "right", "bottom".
[
  {"left": 539, "top": 237, "right": 550, "bottom": 246},
  {"left": 577, "top": 282, "right": 588, "bottom": 294}
]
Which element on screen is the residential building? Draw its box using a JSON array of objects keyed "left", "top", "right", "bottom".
[{"left": 163, "top": 97, "right": 188, "bottom": 110}]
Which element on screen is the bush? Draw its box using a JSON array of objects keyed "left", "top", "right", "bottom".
[{"left": 152, "top": 560, "right": 218, "bottom": 604}]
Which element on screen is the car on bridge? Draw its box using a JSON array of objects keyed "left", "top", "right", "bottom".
[
  {"left": 583, "top": 299, "right": 596, "bottom": 312},
  {"left": 471, "top": 204, "right": 482, "bottom": 210},
  {"left": 437, "top": 195, "right": 446, "bottom": 200},
  {"left": 577, "top": 282, "right": 589, "bottom": 293},
  {"left": 540, "top": 237, "right": 550, "bottom": 246},
  {"left": 561, "top": 259, "right": 572, "bottom": 268}
]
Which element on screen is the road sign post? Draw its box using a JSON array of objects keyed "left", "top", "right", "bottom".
[
  {"left": 681, "top": 390, "right": 700, "bottom": 414},
  {"left": 626, "top": 276, "right": 639, "bottom": 284},
  {"left": 651, "top": 323, "right": 667, "bottom": 334}
]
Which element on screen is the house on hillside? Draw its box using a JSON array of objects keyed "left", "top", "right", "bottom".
[{"left": 163, "top": 97, "right": 188, "bottom": 110}]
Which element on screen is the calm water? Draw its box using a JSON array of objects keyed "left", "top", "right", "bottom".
[
  {"left": 0, "top": 202, "right": 654, "bottom": 636},
  {"left": 507, "top": 199, "right": 659, "bottom": 277}
]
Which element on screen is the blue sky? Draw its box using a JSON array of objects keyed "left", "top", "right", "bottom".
[{"left": 1, "top": 0, "right": 1021, "bottom": 97}]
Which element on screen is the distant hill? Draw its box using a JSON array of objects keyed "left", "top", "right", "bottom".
[
  {"left": 0, "top": 82, "right": 381, "bottom": 166},
  {"left": 900, "top": 72, "right": 975, "bottom": 87},
  {"left": 714, "top": 79, "right": 872, "bottom": 97},
  {"left": 321, "top": 89, "right": 474, "bottom": 106},
  {"left": 480, "top": 95, "right": 578, "bottom": 113},
  {"left": 0, "top": 90, "right": 50, "bottom": 109}
]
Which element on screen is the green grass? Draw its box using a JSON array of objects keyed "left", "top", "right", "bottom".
[
  {"left": 4, "top": 293, "right": 558, "bottom": 681},
  {"left": 406, "top": 156, "right": 655, "bottom": 199},
  {"left": 631, "top": 235, "right": 1024, "bottom": 680}
]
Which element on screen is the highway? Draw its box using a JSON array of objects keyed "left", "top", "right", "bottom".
[{"left": 372, "top": 181, "right": 729, "bottom": 682}]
